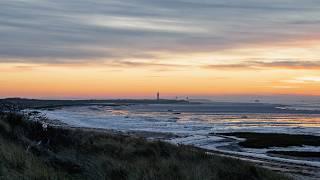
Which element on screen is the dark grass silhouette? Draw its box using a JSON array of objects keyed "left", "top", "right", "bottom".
[{"left": 0, "top": 111, "right": 290, "bottom": 179}]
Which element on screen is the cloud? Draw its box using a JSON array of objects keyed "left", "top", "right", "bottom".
[
  {"left": 90, "top": 16, "right": 207, "bottom": 33},
  {"left": 204, "top": 64, "right": 252, "bottom": 70},
  {"left": 291, "top": 77, "right": 320, "bottom": 83},
  {"left": 0, "top": 0, "right": 320, "bottom": 64},
  {"left": 104, "top": 60, "right": 188, "bottom": 68},
  {"left": 282, "top": 76, "right": 320, "bottom": 85},
  {"left": 298, "top": 77, "right": 320, "bottom": 82},
  {"left": 271, "top": 85, "right": 297, "bottom": 89},
  {"left": 203, "top": 60, "right": 320, "bottom": 70},
  {"left": 255, "top": 61, "right": 320, "bottom": 69}
]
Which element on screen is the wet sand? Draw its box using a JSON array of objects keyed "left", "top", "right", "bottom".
[{"left": 41, "top": 119, "right": 320, "bottom": 180}]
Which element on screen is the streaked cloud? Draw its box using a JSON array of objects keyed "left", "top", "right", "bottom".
[
  {"left": 103, "top": 60, "right": 190, "bottom": 71},
  {"left": 1, "top": 0, "right": 320, "bottom": 97},
  {"left": 298, "top": 77, "right": 320, "bottom": 82},
  {"left": 0, "top": 0, "right": 320, "bottom": 64},
  {"left": 204, "top": 61, "right": 320, "bottom": 70},
  {"left": 286, "top": 76, "right": 320, "bottom": 84},
  {"left": 271, "top": 85, "right": 298, "bottom": 89},
  {"left": 89, "top": 16, "right": 207, "bottom": 33}
]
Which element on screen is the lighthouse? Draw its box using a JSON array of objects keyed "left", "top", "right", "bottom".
[{"left": 157, "top": 92, "right": 160, "bottom": 101}]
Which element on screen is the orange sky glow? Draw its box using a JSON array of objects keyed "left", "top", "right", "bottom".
[
  {"left": 1, "top": 38, "right": 320, "bottom": 98},
  {"left": 1, "top": 1, "right": 320, "bottom": 99}
]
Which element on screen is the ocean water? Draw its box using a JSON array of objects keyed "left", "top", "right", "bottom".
[
  {"left": 39, "top": 102, "right": 320, "bottom": 136},
  {"left": 36, "top": 102, "right": 320, "bottom": 164}
]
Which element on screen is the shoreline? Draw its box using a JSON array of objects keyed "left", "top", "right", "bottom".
[
  {"left": 36, "top": 117, "right": 320, "bottom": 179},
  {"left": 1, "top": 111, "right": 290, "bottom": 180},
  {"left": 4, "top": 100, "right": 320, "bottom": 179}
]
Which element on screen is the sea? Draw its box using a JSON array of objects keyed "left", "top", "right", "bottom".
[
  {"left": 35, "top": 101, "right": 320, "bottom": 165},
  {"left": 39, "top": 102, "right": 320, "bottom": 136}
]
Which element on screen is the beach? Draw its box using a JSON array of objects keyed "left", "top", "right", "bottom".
[{"left": 22, "top": 100, "right": 320, "bottom": 179}]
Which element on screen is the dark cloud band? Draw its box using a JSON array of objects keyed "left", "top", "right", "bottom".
[{"left": 0, "top": 0, "right": 320, "bottom": 64}]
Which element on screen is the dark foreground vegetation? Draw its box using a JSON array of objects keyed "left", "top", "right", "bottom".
[
  {"left": 0, "top": 112, "right": 290, "bottom": 179},
  {"left": 220, "top": 132, "right": 320, "bottom": 148}
]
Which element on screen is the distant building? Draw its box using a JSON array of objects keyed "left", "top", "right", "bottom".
[{"left": 157, "top": 92, "right": 160, "bottom": 101}]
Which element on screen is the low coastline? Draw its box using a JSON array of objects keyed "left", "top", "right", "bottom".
[
  {"left": 0, "top": 111, "right": 289, "bottom": 180},
  {"left": 2, "top": 98, "right": 320, "bottom": 179},
  {"left": 28, "top": 112, "right": 320, "bottom": 179}
]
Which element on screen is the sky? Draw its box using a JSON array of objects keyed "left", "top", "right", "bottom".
[{"left": 1, "top": 0, "right": 320, "bottom": 99}]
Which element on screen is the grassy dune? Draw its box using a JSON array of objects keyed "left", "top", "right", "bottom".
[{"left": 0, "top": 112, "right": 289, "bottom": 180}]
